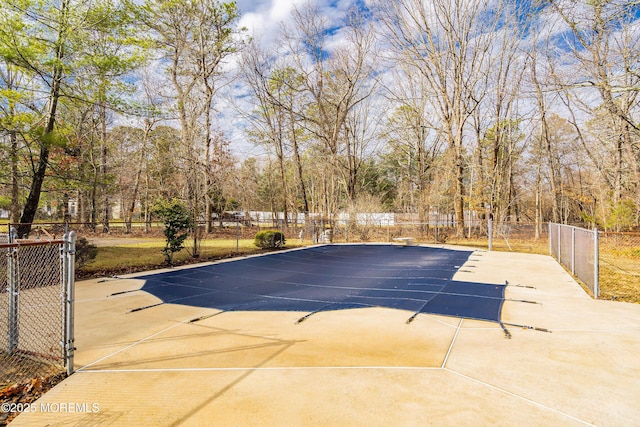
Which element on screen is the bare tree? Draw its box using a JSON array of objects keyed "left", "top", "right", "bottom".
[
  {"left": 0, "top": 62, "right": 30, "bottom": 224},
  {"left": 546, "top": 0, "right": 640, "bottom": 227},
  {"left": 121, "top": 70, "right": 167, "bottom": 233},
  {"left": 283, "top": 3, "right": 379, "bottom": 216},
  {"left": 382, "top": 66, "right": 444, "bottom": 221},
  {"left": 528, "top": 34, "right": 563, "bottom": 224},
  {"left": 140, "top": 0, "right": 243, "bottom": 234},
  {"left": 242, "top": 3, "right": 379, "bottom": 220},
  {"left": 479, "top": 3, "right": 527, "bottom": 224},
  {"left": 242, "top": 43, "right": 296, "bottom": 223},
  {"left": 374, "top": 0, "right": 502, "bottom": 236}
]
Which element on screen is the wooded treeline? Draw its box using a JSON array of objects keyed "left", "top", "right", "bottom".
[{"left": 1, "top": 0, "right": 639, "bottom": 237}]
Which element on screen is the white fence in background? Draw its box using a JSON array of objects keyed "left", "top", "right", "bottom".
[{"left": 244, "top": 211, "right": 480, "bottom": 227}]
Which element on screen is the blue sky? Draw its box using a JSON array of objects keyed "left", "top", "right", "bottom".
[
  {"left": 218, "top": 0, "right": 367, "bottom": 159},
  {"left": 153, "top": 0, "right": 640, "bottom": 160}
]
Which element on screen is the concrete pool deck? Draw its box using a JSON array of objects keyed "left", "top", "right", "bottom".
[{"left": 11, "top": 245, "right": 640, "bottom": 426}]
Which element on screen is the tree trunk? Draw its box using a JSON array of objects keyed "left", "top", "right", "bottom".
[
  {"left": 100, "top": 102, "right": 110, "bottom": 232},
  {"left": 454, "top": 152, "right": 466, "bottom": 237},
  {"left": 18, "top": 4, "right": 68, "bottom": 237},
  {"left": 17, "top": 0, "right": 68, "bottom": 237},
  {"left": 125, "top": 122, "right": 152, "bottom": 234},
  {"left": 277, "top": 141, "right": 288, "bottom": 227},
  {"left": 291, "top": 118, "right": 309, "bottom": 214},
  {"left": 18, "top": 148, "right": 50, "bottom": 237},
  {"left": 204, "top": 91, "right": 213, "bottom": 234},
  {"left": 535, "top": 141, "right": 542, "bottom": 238},
  {"left": 10, "top": 131, "right": 20, "bottom": 224},
  {"left": 531, "top": 60, "right": 560, "bottom": 223}
]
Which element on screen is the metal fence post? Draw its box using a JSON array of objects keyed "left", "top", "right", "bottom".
[
  {"left": 7, "top": 227, "right": 18, "bottom": 355},
  {"left": 64, "top": 231, "right": 76, "bottom": 375},
  {"left": 571, "top": 226, "right": 575, "bottom": 275},
  {"left": 61, "top": 234, "right": 67, "bottom": 359},
  {"left": 557, "top": 223, "right": 561, "bottom": 261},
  {"left": 345, "top": 220, "right": 349, "bottom": 243},
  {"left": 594, "top": 228, "right": 599, "bottom": 299},
  {"left": 387, "top": 218, "right": 390, "bottom": 242},
  {"left": 235, "top": 219, "right": 239, "bottom": 254},
  {"left": 488, "top": 219, "right": 493, "bottom": 251}
]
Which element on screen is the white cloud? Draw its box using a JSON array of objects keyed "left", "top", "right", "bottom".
[
  {"left": 236, "top": 0, "right": 362, "bottom": 47},
  {"left": 268, "top": 0, "right": 299, "bottom": 22},
  {"left": 236, "top": 0, "right": 303, "bottom": 46},
  {"left": 118, "top": 1, "right": 368, "bottom": 159}
]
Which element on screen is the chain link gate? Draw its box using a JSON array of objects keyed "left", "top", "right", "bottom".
[{"left": 1, "top": 229, "right": 76, "bottom": 387}]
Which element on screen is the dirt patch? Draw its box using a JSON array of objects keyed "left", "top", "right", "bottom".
[
  {"left": 0, "top": 372, "right": 66, "bottom": 426},
  {"left": 1, "top": 353, "right": 62, "bottom": 390}
]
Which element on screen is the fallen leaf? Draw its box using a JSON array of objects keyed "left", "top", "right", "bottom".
[
  {"left": 0, "top": 383, "right": 24, "bottom": 398},
  {"left": 31, "top": 377, "right": 43, "bottom": 393}
]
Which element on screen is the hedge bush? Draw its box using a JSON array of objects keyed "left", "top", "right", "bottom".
[
  {"left": 254, "top": 230, "right": 285, "bottom": 249},
  {"left": 75, "top": 236, "right": 98, "bottom": 267}
]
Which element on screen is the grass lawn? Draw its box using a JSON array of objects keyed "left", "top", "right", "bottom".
[
  {"left": 79, "top": 238, "right": 307, "bottom": 277},
  {"left": 598, "top": 255, "right": 640, "bottom": 303},
  {"left": 455, "top": 238, "right": 639, "bottom": 304},
  {"left": 445, "top": 237, "right": 550, "bottom": 254}
]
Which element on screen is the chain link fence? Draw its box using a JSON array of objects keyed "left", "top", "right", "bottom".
[
  {"left": 549, "top": 225, "right": 640, "bottom": 301},
  {"left": 8, "top": 218, "right": 638, "bottom": 303},
  {"left": 598, "top": 232, "right": 640, "bottom": 302},
  {"left": 549, "top": 223, "right": 599, "bottom": 298},
  {"left": 308, "top": 219, "right": 548, "bottom": 250},
  {"left": 1, "top": 227, "right": 76, "bottom": 388}
]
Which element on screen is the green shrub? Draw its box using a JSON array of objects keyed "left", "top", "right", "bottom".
[
  {"left": 254, "top": 230, "right": 285, "bottom": 249},
  {"left": 75, "top": 237, "right": 98, "bottom": 267},
  {"left": 152, "top": 199, "right": 194, "bottom": 265}
]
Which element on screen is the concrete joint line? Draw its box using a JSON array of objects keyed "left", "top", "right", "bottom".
[
  {"left": 441, "top": 318, "right": 463, "bottom": 369},
  {"left": 76, "top": 308, "right": 212, "bottom": 372},
  {"left": 445, "top": 369, "right": 597, "bottom": 427},
  {"left": 77, "top": 366, "right": 445, "bottom": 373}
]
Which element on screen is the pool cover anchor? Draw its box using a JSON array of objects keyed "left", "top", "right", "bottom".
[
  {"left": 503, "top": 322, "right": 551, "bottom": 333},
  {"left": 128, "top": 302, "right": 163, "bottom": 313},
  {"left": 189, "top": 311, "right": 226, "bottom": 323},
  {"left": 406, "top": 300, "right": 431, "bottom": 324},
  {"left": 97, "top": 275, "right": 123, "bottom": 283},
  {"left": 405, "top": 312, "right": 420, "bottom": 324},
  {"left": 296, "top": 303, "right": 335, "bottom": 324},
  {"left": 506, "top": 298, "right": 540, "bottom": 304},
  {"left": 110, "top": 289, "right": 142, "bottom": 297},
  {"left": 505, "top": 280, "right": 536, "bottom": 289},
  {"left": 499, "top": 322, "right": 512, "bottom": 339}
]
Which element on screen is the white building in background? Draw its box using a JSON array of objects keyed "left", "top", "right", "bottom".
[
  {"left": 38, "top": 198, "right": 127, "bottom": 220},
  {"left": 68, "top": 199, "right": 78, "bottom": 217}
]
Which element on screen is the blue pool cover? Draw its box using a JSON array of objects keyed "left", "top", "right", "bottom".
[{"left": 137, "top": 245, "right": 506, "bottom": 323}]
